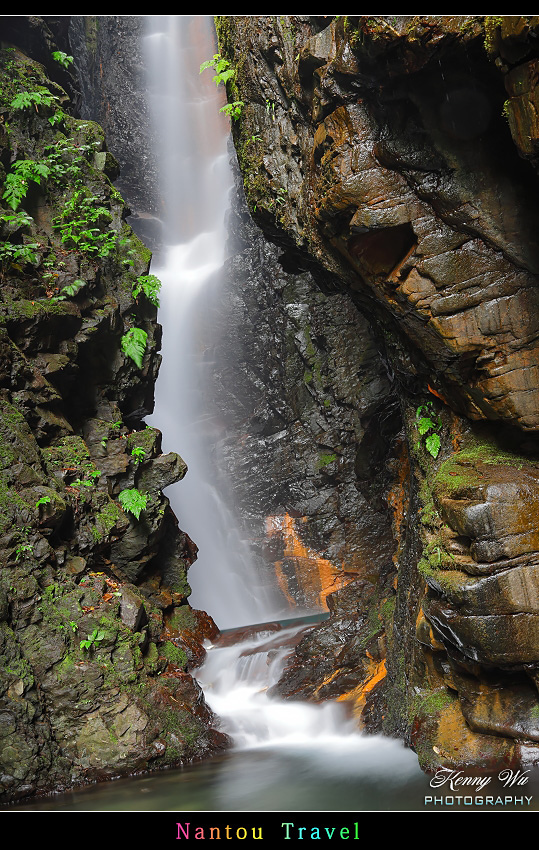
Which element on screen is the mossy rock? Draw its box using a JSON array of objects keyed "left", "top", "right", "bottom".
[
  {"left": 126, "top": 425, "right": 161, "bottom": 458},
  {"left": 161, "top": 640, "right": 187, "bottom": 670}
]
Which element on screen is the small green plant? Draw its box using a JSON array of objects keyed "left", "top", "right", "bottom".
[
  {"left": 118, "top": 235, "right": 137, "bottom": 268},
  {"left": 121, "top": 327, "right": 148, "bottom": 369},
  {"left": 80, "top": 628, "right": 105, "bottom": 652},
  {"left": 118, "top": 487, "right": 147, "bottom": 520},
  {"left": 71, "top": 469, "right": 100, "bottom": 488},
  {"left": 3, "top": 158, "right": 51, "bottom": 210},
  {"left": 35, "top": 495, "right": 52, "bottom": 509},
  {"left": 0, "top": 241, "right": 40, "bottom": 279},
  {"left": 200, "top": 53, "right": 235, "bottom": 85},
  {"left": 200, "top": 53, "right": 243, "bottom": 120},
  {"left": 52, "top": 189, "right": 117, "bottom": 257},
  {"left": 132, "top": 273, "right": 161, "bottom": 308},
  {"left": 61, "top": 278, "right": 87, "bottom": 297},
  {"left": 10, "top": 90, "right": 57, "bottom": 112},
  {"left": 221, "top": 101, "right": 244, "bottom": 121},
  {"left": 131, "top": 446, "right": 147, "bottom": 465},
  {"left": 0, "top": 209, "right": 34, "bottom": 230},
  {"left": 14, "top": 542, "right": 32, "bottom": 561},
  {"left": 415, "top": 402, "right": 442, "bottom": 459},
  {"left": 48, "top": 279, "right": 87, "bottom": 303},
  {"left": 51, "top": 50, "right": 74, "bottom": 70},
  {"left": 47, "top": 109, "right": 66, "bottom": 128}
]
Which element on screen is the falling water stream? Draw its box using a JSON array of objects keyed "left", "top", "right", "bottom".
[{"left": 143, "top": 15, "right": 286, "bottom": 631}]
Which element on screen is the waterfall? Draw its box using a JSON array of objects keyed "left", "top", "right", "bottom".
[
  {"left": 143, "top": 15, "right": 286, "bottom": 630},
  {"left": 140, "top": 18, "right": 422, "bottom": 805}
]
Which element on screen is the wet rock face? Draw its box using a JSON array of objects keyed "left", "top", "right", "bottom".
[
  {"left": 220, "top": 15, "right": 539, "bottom": 769},
  {"left": 0, "top": 21, "right": 227, "bottom": 804},
  {"left": 68, "top": 16, "right": 162, "bottom": 251},
  {"left": 208, "top": 169, "right": 401, "bottom": 610}
]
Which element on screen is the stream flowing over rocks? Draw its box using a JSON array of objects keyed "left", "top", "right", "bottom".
[{"left": 3, "top": 15, "right": 539, "bottom": 805}]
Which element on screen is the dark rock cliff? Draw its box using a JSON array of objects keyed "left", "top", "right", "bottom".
[
  {"left": 210, "top": 164, "right": 401, "bottom": 612},
  {"left": 0, "top": 16, "right": 227, "bottom": 805},
  {"left": 216, "top": 15, "right": 539, "bottom": 771}
]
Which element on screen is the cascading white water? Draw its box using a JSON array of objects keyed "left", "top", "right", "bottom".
[
  {"left": 194, "top": 621, "right": 423, "bottom": 800},
  {"left": 195, "top": 623, "right": 358, "bottom": 749},
  {"left": 143, "top": 15, "right": 286, "bottom": 630}
]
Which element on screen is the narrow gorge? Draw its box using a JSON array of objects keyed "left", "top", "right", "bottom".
[{"left": 2, "top": 15, "right": 539, "bottom": 809}]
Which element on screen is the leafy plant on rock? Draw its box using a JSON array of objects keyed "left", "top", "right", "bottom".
[
  {"left": 132, "top": 273, "right": 161, "bottom": 308},
  {"left": 9, "top": 88, "right": 65, "bottom": 127},
  {"left": 0, "top": 241, "right": 40, "bottom": 280},
  {"left": 52, "top": 188, "right": 117, "bottom": 257},
  {"left": 80, "top": 628, "right": 105, "bottom": 652},
  {"left": 200, "top": 53, "right": 236, "bottom": 85},
  {"left": 131, "top": 446, "right": 146, "bottom": 465},
  {"left": 199, "top": 53, "right": 244, "bottom": 121},
  {"left": 415, "top": 402, "right": 442, "bottom": 459},
  {"left": 221, "top": 101, "right": 244, "bottom": 121},
  {"left": 121, "top": 327, "right": 148, "bottom": 369},
  {"left": 3, "top": 158, "right": 51, "bottom": 210},
  {"left": 118, "top": 487, "right": 147, "bottom": 520},
  {"left": 10, "top": 89, "right": 57, "bottom": 113},
  {"left": 14, "top": 541, "right": 32, "bottom": 561},
  {"left": 51, "top": 51, "right": 74, "bottom": 70}
]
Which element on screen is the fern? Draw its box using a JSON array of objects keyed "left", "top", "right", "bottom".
[
  {"left": 51, "top": 51, "right": 74, "bottom": 70},
  {"left": 425, "top": 433, "right": 441, "bottom": 459},
  {"left": 132, "top": 273, "right": 161, "bottom": 308},
  {"left": 415, "top": 402, "right": 442, "bottom": 459},
  {"left": 200, "top": 54, "right": 243, "bottom": 120},
  {"left": 131, "top": 447, "right": 147, "bottom": 465},
  {"left": 10, "top": 90, "right": 57, "bottom": 112},
  {"left": 118, "top": 488, "right": 147, "bottom": 520},
  {"left": 220, "top": 101, "right": 244, "bottom": 121},
  {"left": 121, "top": 327, "right": 148, "bottom": 368}
]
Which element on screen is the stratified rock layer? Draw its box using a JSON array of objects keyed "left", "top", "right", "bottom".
[{"left": 219, "top": 15, "right": 539, "bottom": 771}]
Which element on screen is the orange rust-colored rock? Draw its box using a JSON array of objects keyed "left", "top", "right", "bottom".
[
  {"left": 266, "top": 512, "right": 353, "bottom": 609},
  {"left": 336, "top": 658, "right": 387, "bottom": 719}
]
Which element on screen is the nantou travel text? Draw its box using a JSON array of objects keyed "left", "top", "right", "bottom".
[{"left": 176, "top": 822, "right": 362, "bottom": 840}]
